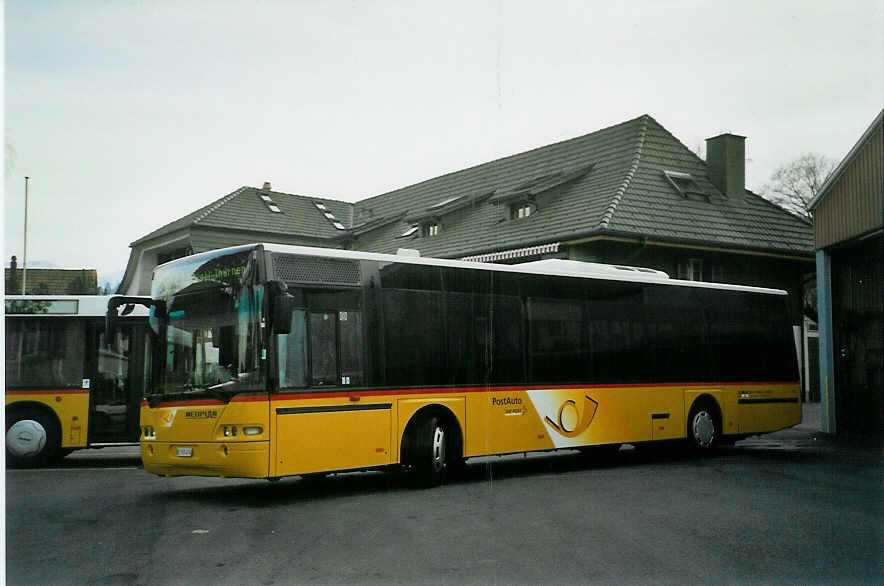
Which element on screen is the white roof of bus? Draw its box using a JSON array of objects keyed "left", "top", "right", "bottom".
[
  {"left": 162, "top": 243, "right": 788, "bottom": 296},
  {"left": 4, "top": 295, "right": 151, "bottom": 317}
]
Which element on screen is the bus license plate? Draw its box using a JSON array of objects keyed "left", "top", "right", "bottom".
[{"left": 176, "top": 447, "right": 193, "bottom": 458}]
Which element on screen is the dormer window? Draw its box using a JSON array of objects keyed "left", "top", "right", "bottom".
[
  {"left": 397, "top": 225, "right": 419, "bottom": 239},
  {"left": 422, "top": 222, "right": 440, "bottom": 237},
  {"left": 663, "top": 170, "right": 709, "bottom": 200},
  {"left": 511, "top": 202, "right": 536, "bottom": 219}
]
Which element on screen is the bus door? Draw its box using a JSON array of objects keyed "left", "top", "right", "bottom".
[
  {"left": 86, "top": 320, "right": 146, "bottom": 444},
  {"left": 272, "top": 299, "right": 390, "bottom": 476}
]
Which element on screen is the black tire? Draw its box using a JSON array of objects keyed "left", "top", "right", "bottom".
[
  {"left": 686, "top": 401, "right": 719, "bottom": 452},
  {"left": 5, "top": 408, "right": 61, "bottom": 468},
  {"left": 410, "top": 416, "right": 450, "bottom": 488}
]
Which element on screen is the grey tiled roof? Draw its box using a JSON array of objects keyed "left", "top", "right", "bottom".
[
  {"left": 353, "top": 115, "right": 813, "bottom": 257},
  {"left": 130, "top": 115, "right": 812, "bottom": 258},
  {"left": 130, "top": 187, "right": 353, "bottom": 246}
]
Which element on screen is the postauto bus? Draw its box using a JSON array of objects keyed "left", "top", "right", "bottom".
[
  {"left": 121, "top": 243, "right": 801, "bottom": 486},
  {"left": 6, "top": 295, "right": 150, "bottom": 466}
]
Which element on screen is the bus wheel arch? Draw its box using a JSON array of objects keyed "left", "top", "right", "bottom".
[
  {"left": 686, "top": 394, "right": 722, "bottom": 451},
  {"left": 5, "top": 403, "right": 63, "bottom": 467},
  {"left": 401, "top": 405, "right": 464, "bottom": 487}
]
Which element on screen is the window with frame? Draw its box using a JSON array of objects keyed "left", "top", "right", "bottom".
[
  {"left": 662, "top": 170, "right": 709, "bottom": 199},
  {"left": 686, "top": 258, "right": 703, "bottom": 281},
  {"left": 511, "top": 202, "right": 536, "bottom": 220},
  {"left": 5, "top": 318, "right": 86, "bottom": 388},
  {"left": 422, "top": 222, "right": 440, "bottom": 237},
  {"left": 276, "top": 292, "right": 364, "bottom": 389}
]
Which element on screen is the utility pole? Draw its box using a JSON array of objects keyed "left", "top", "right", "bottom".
[{"left": 23, "top": 176, "right": 29, "bottom": 294}]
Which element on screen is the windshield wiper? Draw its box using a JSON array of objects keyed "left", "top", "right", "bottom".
[{"left": 180, "top": 382, "right": 236, "bottom": 403}]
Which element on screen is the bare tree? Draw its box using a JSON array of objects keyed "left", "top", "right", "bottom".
[{"left": 763, "top": 153, "right": 836, "bottom": 219}]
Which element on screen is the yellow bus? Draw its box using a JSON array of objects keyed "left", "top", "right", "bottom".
[
  {"left": 5, "top": 295, "right": 150, "bottom": 467},
  {"left": 122, "top": 243, "right": 801, "bottom": 486}
]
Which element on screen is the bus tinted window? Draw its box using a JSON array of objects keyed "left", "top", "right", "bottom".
[
  {"left": 645, "top": 285, "right": 707, "bottom": 382},
  {"left": 700, "top": 290, "right": 796, "bottom": 382},
  {"left": 379, "top": 263, "right": 442, "bottom": 291},
  {"left": 5, "top": 319, "right": 86, "bottom": 389},
  {"left": 445, "top": 291, "right": 490, "bottom": 385},
  {"left": 382, "top": 289, "right": 445, "bottom": 386},
  {"left": 587, "top": 281, "right": 647, "bottom": 383},
  {"left": 528, "top": 297, "right": 587, "bottom": 383},
  {"left": 338, "top": 311, "right": 363, "bottom": 386},
  {"left": 490, "top": 294, "right": 525, "bottom": 384}
]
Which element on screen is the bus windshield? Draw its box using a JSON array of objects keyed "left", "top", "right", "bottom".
[{"left": 148, "top": 247, "right": 265, "bottom": 402}]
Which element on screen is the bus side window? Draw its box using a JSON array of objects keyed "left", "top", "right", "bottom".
[
  {"left": 338, "top": 311, "right": 363, "bottom": 386},
  {"left": 310, "top": 312, "right": 338, "bottom": 385},
  {"left": 278, "top": 310, "right": 308, "bottom": 388},
  {"left": 6, "top": 319, "right": 86, "bottom": 389}
]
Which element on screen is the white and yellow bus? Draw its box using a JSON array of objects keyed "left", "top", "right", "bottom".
[
  {"left": 124, "top": 243, "right": 801, "bottom": 486},
  {"left": 5, "top": 295, "right": 150, "bottom": 466}
]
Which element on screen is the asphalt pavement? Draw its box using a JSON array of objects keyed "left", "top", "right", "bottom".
[{"left": 6, "top": 401, "right": 881, "bottom": 585}]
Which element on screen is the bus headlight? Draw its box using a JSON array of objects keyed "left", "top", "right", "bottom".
[{"left": 242, "top": 426, "right": 263, "bottom": 436}]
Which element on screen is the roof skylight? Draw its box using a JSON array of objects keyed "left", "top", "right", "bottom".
[
  {"left": 258, "top": 192, "right": 283, "bottom": 213},
  {"left": 313, "top": 201, "right": 348, "bottom": 231}
]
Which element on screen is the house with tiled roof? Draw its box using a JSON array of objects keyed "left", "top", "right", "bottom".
[
  {"left": 119, "top": 115, "right": 813, "bottom": 325},
  {"left": 5, "top": 258, "right": 98, "bottom": 295},
  {"left": 119, "top": 183, "right": 355, "bottom": 295}
]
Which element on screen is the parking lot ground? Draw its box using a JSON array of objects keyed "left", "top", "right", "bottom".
[{"left": 6, "top": 404, "right": 882, "bottom": 585}]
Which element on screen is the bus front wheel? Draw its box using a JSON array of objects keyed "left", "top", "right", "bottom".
[
  {"left": 687, "top": 402, "right": 719, "bottom": 452},
  {"left": 410, "top": 416, "right": 450, "bottom": 488},
  {"left": 5, "top": 408, "right": 61, "bottom": 468}
]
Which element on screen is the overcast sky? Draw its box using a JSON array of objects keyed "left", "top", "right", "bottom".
[{"left": 4, "top": 0, "right": 882, "bottom": 285}]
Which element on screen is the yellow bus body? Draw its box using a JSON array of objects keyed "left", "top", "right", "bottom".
[
  {"left": 5, "top": 390, "right": 91, "bottom": 449},
  {"left": 140, "top": 381, "right": 800, "bottom": 479}
]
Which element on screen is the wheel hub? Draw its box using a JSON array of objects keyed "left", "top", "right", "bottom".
[
  {"left": 692, "top": 411, "right": 715, "bottom": 448},
  {"left": 431, "top": 426, "right": 446, "bottom": 472},
  {"left": 6, "top": 419, "right": 47, "bottom": 458}
]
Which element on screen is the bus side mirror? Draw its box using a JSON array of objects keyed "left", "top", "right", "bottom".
[
  {"left": 106, "top": 296, "right": 162, "bottom": 348},
  {"left": 268, "top": 281, "right": 295, "bottom": 335}
]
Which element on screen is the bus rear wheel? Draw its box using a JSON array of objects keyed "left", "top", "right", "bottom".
[
  {"left": 6, "top": 408, "right": 61, "bottom": 468},
  {"left": 687, "top": 402, "right": 719, "bottom": 452}
]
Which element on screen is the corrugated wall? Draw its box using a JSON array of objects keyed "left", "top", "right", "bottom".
[{"left": 814, "top": 119, "right": 883, "bottom": 249}]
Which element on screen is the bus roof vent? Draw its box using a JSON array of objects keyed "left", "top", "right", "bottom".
[
  {"left": 271, "top": 254, "right": 362, "bottom": 287},
  {"left": 520, "top": 259, "right": 669, "bottom": 279}
]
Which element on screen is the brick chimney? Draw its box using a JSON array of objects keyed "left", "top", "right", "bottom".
[{"left": 705, "top": 133, "right": 745, "bottom": 198}]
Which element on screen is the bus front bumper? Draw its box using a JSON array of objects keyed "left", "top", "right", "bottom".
[{"left": 141, "top": 440, "right": 269, "bottom": 479}]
